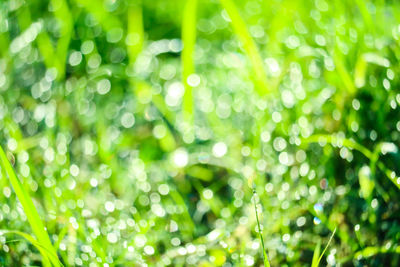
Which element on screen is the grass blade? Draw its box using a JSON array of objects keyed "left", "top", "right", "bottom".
[
  {"left": 316, "top": 227, "right": 336, "bottom": 266},
  {"left": 127, "top": 2, "right": 144, "bottom": 63},
  {"left": 333, "top": 51, "right": 356, "bottom": 95},
  {"left": 51, "top": 0, "right": 73, "bottom": 80},
  {"left": 252, "top": 188, "right": 270, "bottom": 267},
  {"left": 0, "top": 146, "right": 60, "bottom": 266},
  {"left": 1, "top": 230, "right": 62, "bottom": 267},
  {"left": 311, "top": 239, "right": 321, "bottom": 267},
  {"left": 181, "top": 0, "right": 198, "bottom": 129},
  {"left": 220, "top": 0, "right": 269, "bottom": 96},
  {"left": 311, "top": 228, "right": 336, "bottom": 267}
]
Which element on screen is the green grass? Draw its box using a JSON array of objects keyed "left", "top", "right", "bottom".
[
  {"left": 0, "top": 146, "right": 61, "bottom": 266},
  {"left": 182, "top": 0, "right": 198, "bottom": 129},
  {"left": 303, "top": 134, "right": 400, "bottom": 190},
  {"left": 1, "top": 0, "right": 400, "bottom": 265},
  {"left": 311, "top": 227, "right": 336, "bottom": 267},
  {"left": 1, "top": 230, "right": 60, "bottom": 267},
  {"left": 252, "top": 187, "right": 270, "bottom": 267},
  {"left": 220, "top": 0, "right": 270, "bottom": 96}
]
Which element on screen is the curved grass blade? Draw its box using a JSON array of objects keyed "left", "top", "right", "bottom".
[
  {"left": 0, "top": 146, "right": 60, "bottom": 266},
  {"left": 1, "top": 230, "right": 62, "bottom": 267}
]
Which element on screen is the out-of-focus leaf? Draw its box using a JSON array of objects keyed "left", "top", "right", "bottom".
[{"left": 359, "top": 165, "right": 375, "bottom": 199}]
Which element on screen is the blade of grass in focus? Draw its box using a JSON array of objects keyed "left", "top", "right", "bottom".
[
  {"left": 0, "top": 146, "right": 61, "bottom": 267},
  {"left": 252, "top": 188, "right": 270, "bottom": 267},
  {"left": 311, "top": 227, "right": 336, "bottom": 267},
  {"left": 181, "top": 0, "right": 198, "bottom": 129},
  {"left": 220, "top": 0, "right": 269, "bottom": 96}
]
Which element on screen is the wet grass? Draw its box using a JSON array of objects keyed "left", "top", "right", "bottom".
[{"left": 1, "top": 0, "right": 400, "bottom": 266}]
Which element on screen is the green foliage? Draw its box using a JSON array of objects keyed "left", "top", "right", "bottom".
[
  {"left": 1, "top": 0, "right": 400, "bottom": 266},
  {"left": 253, "top": 188, "right": 270, "bottom": 267},
  {"left": 0, "top": 146, "right": 61, "bottom": 266},
  {"left": 182, "top": 0, "right": 198, "bottom": 129},
  {"left": 311, "top": 227, "right": 336, "bottom": 267},
  {"left": 220, "top": 0, "right": 269, "bottom": 95},
  {"left": 1, "top": 230, "right": 62, "bottom": 267}
]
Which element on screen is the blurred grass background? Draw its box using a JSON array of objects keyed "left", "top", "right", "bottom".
[{"left": 1, "top": 0, "right": 400, "bottom": 266}]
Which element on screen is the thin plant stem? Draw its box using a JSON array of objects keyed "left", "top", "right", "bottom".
[{"left": 253, "top": 188, "right": 271, "bottom": 267}]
